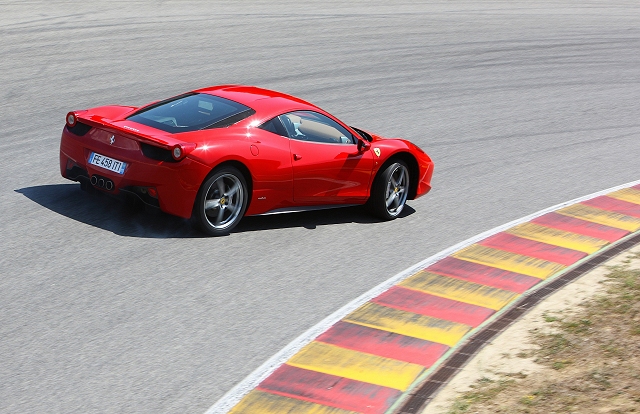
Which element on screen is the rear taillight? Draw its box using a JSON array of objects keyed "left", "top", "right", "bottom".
[
  {"left": 66, "top": 112, "right": 77, "bottom": 127},
  {"left": 171, "top": 143, "right": 196, "bottom": 161},
  {"left": 172, "top": 145, "right": 183, "bottom": 160}
]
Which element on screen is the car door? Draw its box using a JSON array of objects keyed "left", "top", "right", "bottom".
[
  {"left": 245, "top": 124, "right": 294, "bottom": 213},
  {"left": 279, "top": 111, "right": 374, "bottom": 204}
]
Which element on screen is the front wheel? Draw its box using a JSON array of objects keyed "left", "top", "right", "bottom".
[
  {"left": 368, "top": 161, "right": 410, "bottom": 220},
  {"left": 193, "top": 166, "right": 248, "bottom": 236}
]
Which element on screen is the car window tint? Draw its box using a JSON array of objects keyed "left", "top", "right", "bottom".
[
  {"left": 127, "top": 93, "right": 252, "bottom": 133},
  {"left": 258, "top": 118, "right": 288, "bottom": 137},
  {"left": 278, "top": 111, "right": 354, "bottom": 144}
]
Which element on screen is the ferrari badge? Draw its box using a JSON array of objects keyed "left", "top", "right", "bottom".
[{"left": 373, "top": 148, "right": 381, "bottom": 157}]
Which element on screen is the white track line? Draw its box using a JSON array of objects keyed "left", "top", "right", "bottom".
[{"left": 204, "top": 178, "right": 640, "bottom": 414}]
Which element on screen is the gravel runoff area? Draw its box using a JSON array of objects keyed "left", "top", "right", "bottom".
[{"left": 426, "top": 243, "right": 640, "bottom": 413}]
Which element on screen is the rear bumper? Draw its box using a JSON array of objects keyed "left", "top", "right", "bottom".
[{"left": 60, "top": 128, "right": 210, "bottom": 218}]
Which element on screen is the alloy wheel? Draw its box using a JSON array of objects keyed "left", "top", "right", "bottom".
[{"left": 203, "top": 173, "right": 245, "bottom": 229}]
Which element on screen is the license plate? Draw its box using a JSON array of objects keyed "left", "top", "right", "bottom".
[{"left": 88, "top": 152, "right": 126, "bottom": 174}]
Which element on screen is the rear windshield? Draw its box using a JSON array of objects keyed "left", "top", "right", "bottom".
[{"left": 127, "top": 93, "right": 253, "bottom": 133}]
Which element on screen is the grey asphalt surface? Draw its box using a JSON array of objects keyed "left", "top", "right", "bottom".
[{"left": 1, "top": 1, "right": 639, "bottom": 413}]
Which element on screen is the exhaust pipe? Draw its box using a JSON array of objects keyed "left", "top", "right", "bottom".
[{"left": 90, "top": 175, "right": 115, "bottom": 191}]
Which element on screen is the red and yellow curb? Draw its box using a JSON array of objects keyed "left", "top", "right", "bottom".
[{"left": 218, "top": 184, "right": 640, "bottom": 414}]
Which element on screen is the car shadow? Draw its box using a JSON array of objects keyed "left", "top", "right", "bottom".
[{"left": 16, "top": 184, "right": 414, "bottom": 238}]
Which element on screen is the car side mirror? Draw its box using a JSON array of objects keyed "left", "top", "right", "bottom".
[{"left": 357, "top": 139, "right": 371, "bottom": 153}]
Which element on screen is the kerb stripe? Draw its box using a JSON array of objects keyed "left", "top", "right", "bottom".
[
  {"left": 608, "top": 187, "right": 640, "bottom": 205},
  {"left": 344, "top": 302, "right": 472, "bottom": 346},
  {"left": 505, "top": 222, "right": 608, "bottom": 253},
  {"left": 287, "top": 341, "right": 424, "bottom": 391},
  {"left": 316, "top": 321, "right": 449, "bottom": 367},
  {"left": 582, "top": 196, "right": 640, "bottom": 218},
  {"left": 372, "top": 286, "right": 494, "bottom": 327},
  {"left": 452, "top": 244, "right": 566, "bottom": 279},
  {"left": 531, "top": 212, "right": 628, "bottom": 242},
  {"left": 557, "top": 204, "right": 640, "bottom": 231},
  {"left": 400, "top": 271, "right": 518, "bottom": 311},
  {"left": 258, "top": 365, "right": 400, "bottom": 414},
  {"left": 426, "top": 257, "right": 539, "bottom": 293},
  {"left": 229, "top": 390, "right": 356, "bottom": 414},
  {"left": 479, "top": 233, "right": 586, "bottom": 266}
]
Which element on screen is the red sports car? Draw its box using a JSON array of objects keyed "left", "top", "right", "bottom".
[{"left": 60, "top": 85, "right": 433, "bottom": 235}]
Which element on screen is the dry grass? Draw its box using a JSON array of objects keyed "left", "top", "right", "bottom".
[{"left": 447, "top": 251, "right": 640, "bottom": 414}]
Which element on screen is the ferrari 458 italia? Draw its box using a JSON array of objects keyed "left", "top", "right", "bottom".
[{"left": 60, "top": 85, "right": 433, "bottom": 235}]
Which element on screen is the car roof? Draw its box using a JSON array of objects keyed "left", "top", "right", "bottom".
[{"left": 193, "top": 85, "right": 322, "bottom": 117}]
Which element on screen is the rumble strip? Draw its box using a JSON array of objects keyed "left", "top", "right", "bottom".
[{"left": 205, "top": 180, "right": 640, "bottom": 414}]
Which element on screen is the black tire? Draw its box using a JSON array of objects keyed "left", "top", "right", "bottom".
[
  {"left": 193, "top": 166, "right": 248, "bottom": 236},
  {"left": 368, "top": 160, "right": 410, "bottom": 220}
]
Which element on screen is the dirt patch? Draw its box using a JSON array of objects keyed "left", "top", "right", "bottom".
[{"left": 426, "top": 244, "right": 640, "bottom": 414}]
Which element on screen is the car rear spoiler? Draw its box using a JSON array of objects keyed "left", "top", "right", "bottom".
[
  {"left": 70, "top": 111, "right": 197, "bottom": 160},
  {"left": 77, "top": 114, "right": 176, "bottom": 148}
]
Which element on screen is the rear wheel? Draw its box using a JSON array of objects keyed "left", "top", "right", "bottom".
[
  {"left": 193, "top": 166, "right": 248, "bottom": 236},
  {"left": 368, "top": 161, "right": 410, "bottom": 220}
]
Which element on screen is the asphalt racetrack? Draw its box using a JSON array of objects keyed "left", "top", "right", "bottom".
[{"left": 1, "top": 1, "right": 639, "bottom": 413}]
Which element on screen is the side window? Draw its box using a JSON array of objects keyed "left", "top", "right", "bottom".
[
  {"left": 258, "top": 117, "right": 288, "bottom": 137},
  {"left": 278, "top": 111, "right": 355, "bottom": 144}
]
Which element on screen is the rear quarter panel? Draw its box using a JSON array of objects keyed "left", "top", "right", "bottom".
[{"left": 186, "top": 127, "right": 294, "bottom": 215}]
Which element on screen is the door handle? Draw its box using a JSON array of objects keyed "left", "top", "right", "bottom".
[{"left": 293, "top": 154, "right": 302, "bottom": 161}]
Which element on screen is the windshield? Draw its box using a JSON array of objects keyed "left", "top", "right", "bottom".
[{"left": 127, "top": 93, "right": 253, "bottom": 133}]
